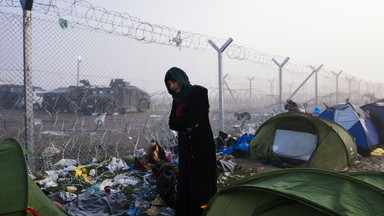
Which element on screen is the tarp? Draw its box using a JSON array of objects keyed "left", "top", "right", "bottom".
[
  {"left": 249, "top": 111, "right": 359, "bottom": 171},
  {"left": 217, "top": 134, "right": 254, "bottom": 158},
  {"left": 320, "top": 102, "right": 380, "bottom": 156},
  {"left": 203, "top": 169, "right": 384, "bottom": 216},
  {"left": 0, "top": 138, "right": 70, "bottom": 216},
  {"left": 233, "top": 134, "right": 254, "bottom": 152}
]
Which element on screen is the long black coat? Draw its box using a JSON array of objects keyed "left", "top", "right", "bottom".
[{"left": 169, "top": 86, "right": 217, "bottom": 216}]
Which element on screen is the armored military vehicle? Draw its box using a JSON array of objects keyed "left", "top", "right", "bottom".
[
  {"left": 41, "top": 80, "right": 93, "bottom": 113},
  {"left": 42, "top": 79, "right": 150, "bottom": 114},
  {"left": 81, "top": 79, "right": 151, "bottom": 115},
  {"left": 0, "top": 84, "right": 44, "bottom": 110}
]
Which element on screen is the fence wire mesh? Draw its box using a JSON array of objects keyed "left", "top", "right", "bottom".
[{"left": 0, "top": 0, "right": 382, "bottom": 173}]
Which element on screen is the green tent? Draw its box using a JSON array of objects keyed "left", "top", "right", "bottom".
[
  {"left": 249, "top": 112, "right": 359, "bottom": 171},
  {"left": 203, "top": 168, "right": 384, "bottom": 216},
  {"left": 0, "top": 138, "right": 69, "bottom": 216}
]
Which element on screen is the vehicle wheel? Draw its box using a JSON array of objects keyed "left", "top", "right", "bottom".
[
  {"left": 57, "top": 99, "right": 67, "bottom": 113},
  {"left": 137, "top": 99, "right": 149, "bottom": 112},
  {"left": 33, "top": 103, "right": 40, "bottom": 111},
  {"left": 94, "top": 104, "right": 104, "bottom": 115},
  {"left": 67, "top": 101, "right": 77, "bottom": 113},
  {"left": 42, "top": 101, "right": 53, "bottom": 113},
  {"left": 4, "top": 101, "right": 15, "bottom": 109},
  {"left": 118, "top": 108, "right": 127, "bottom": 114},
  {"left": 104, "top": 102, "right": 115, "bottom": 115},
  {"left": 82, "top": 107, "right": 92, "bottom": 115}
]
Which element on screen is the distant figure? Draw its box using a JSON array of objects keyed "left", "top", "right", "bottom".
[
  {"left": 165, "top": 67, "right": 217, "bottom": 216},
  {"left": 284, "top": 99, "right": 305, "bottom": 112},
  {"left": 234, "top": 112, "right": 251, "bottom": 130}
]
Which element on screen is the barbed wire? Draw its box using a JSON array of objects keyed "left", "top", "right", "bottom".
[
  {"left": 0, "top": 0, "right": 316, "bottom": 73},
  {"left": 2, "top": 0, "right": 383, "bottom": 81},
  {"left": 1, "top": 0, "right": 379, "bottom": 88}
]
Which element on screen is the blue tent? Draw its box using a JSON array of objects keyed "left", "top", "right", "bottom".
[
  {"left": 361, "top": 102, "right": 384, "bottom": 143},
  {"left": 320, "top": 102, "right": 379, "bottom": 156}
]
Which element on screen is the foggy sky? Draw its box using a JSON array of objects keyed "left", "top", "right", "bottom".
[{"left": 91, "top": 0, "right": 384, "bottom": 83}]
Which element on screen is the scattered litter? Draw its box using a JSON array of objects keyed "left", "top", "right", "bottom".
[
  {"left": 67, "top": 186, "right": 77, "bottom": 193},
  {"left": 73, "top": 166, "right": 93, "bottom": 185},
  {"left": 41, "top": 146, "right": 60, "bottom": 157},
  {"left": 113, "top": 174, "right": 139, "bottom": 187},
  {"left": 40, "top": 131, "right": 69, "bottom": 136},
  {"left": 105, "top": 157, "right": 130, "bottom": 172},
  {"left": 31, "top": 138, "right": 244, "bottom": 215},
  {"left": 89, "top": 169, "right": 96, "bottom": 177},
  {"left": 55, "top": 158, "right": 77, "bottom": 167},
  {"left": 371, "top": 148, "right": 384, "bottom": 156}
]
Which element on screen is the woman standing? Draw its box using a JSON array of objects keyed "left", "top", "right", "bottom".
[{"left": 165, "top": 67, "right": 217, "bottom": 216}]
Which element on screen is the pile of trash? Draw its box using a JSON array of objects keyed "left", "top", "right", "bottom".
[
  {"left": 34, "top": 138, "right": 241, "bottom": 216},
  {"left": 35, "top": 140, "right": 177, "bottom": 216}
]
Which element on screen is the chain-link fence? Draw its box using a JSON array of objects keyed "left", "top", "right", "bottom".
[{"left": 1, "top": 0, "right": 382, "bottom": 173}]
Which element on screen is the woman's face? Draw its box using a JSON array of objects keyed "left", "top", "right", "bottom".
[{"left": 167, "top": 80, "right": 181, "bottom": 93}]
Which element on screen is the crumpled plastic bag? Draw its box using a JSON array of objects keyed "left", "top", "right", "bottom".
[
  {"left": 86, "top": 182, "right": 103, "bottom": 195},
  {"left": 371, "top": 148, "right": 384, "bottom": 156},
  {"left": 100, "top": 179, "right": 114, "bottom": 190},
  {"left": 218, "top": 159, "right": 237, "bottom": 173},
  {"left": 73, "top": 166, "right": 93, "bottom": 185},
  {"left": 41, "top": 146, "right": 60, "bottom": 157},
  {"left": 164, "top": 150, "right": 173, "bottom": 162},
  {"left": 113, "top": 174, "right": 139, "bottom": 187},
  {"left": 105, "top": 157, "right": 129, "bottom": 172},
  {"left": 54, "top": 158, "right": 77, "bottom": 167},
  {"left": 38, "top": 170, "right": 62, "bottom": 189}
]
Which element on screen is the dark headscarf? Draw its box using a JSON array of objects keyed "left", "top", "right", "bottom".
[{"left": 165, "top": 67, "right": 195, "bottom": 103}]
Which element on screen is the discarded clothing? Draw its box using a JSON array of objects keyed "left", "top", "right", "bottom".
[{"left": 60, "top": 191, "right": 127, "bottom": 216}]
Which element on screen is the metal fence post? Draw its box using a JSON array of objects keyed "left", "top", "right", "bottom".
[
  {"left": 268, "top": 79, "right": 275, "bottom": 105},
  {"left": 208, "top": 38, "right": 233, "bottom": 132},
  {"left": 77, "top": 55, "right": 82, "bottom": 86},
  {"left": 21, "top": 0, "right": 35, "bottom": 172},
  {"left": 332, "top": 70, "right": 343, "bottom": 104},
  {"left": 358, "top": 79, "right": 363, "bottom": 100},
  {"left": 287, "top": 64, "right": 323, "bottom": 102},
  {"left": 309, "top": 65, "right": 321, "bottom": 108},
  {"left": 346, "top": 76, "right": 355, "bottom": 101},
  {"left": 272, "top": 57, "right": 289, "bottom": 112},
  {"left": 247, "top": 77, "right": 254, "bottom": 103}
]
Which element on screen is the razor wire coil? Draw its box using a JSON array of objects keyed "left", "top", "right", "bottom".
[{"left": 1, "top": 0, "right": 318, "bottom": 74}]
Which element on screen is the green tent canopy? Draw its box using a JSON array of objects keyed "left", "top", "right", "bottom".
[
  {"left": 0, "top": 138, "right": 69, "bottom": 216},
  {"left": 249, "top": 112, "right": 359, "bottom": 171},
  {"left": 203, "top": 169, "right": 384, "bottom": 216}
]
